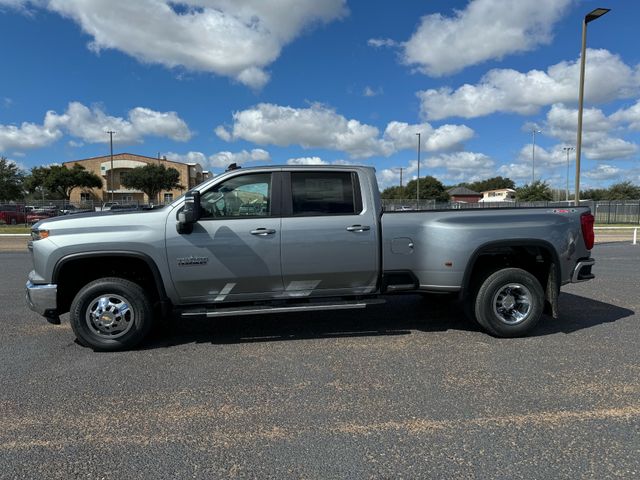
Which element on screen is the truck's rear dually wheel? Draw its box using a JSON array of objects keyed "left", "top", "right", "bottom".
[
  {"left": 70, "top": 277, "right": 153, "bottom": 351},
  {"left": 473, "top": 268, "right": 544, "bottom": 337}
]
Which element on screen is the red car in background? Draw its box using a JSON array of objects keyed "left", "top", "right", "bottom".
[
  {"left": 0, "top": 205, "right": 26, "bottom": 225},
  {"left": 26, "top": 207, "right": 58, "bottom": 224}
]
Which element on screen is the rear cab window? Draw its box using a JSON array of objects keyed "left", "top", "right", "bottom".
[{"left": 290, "top": 171, "right": 363, "bottom": 216}]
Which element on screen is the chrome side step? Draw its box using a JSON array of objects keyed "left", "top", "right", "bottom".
[{"left": 181, "top": 299, "right": 385, "bottom": 319}]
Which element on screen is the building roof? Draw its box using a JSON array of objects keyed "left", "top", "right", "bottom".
[
  {"left": 481, "top": 188, "right": 517, "bottom": 194},
  {"left": 447, "top": 186, "right": 482, "bottom": 196},
  {"left": 63, "top": 152, "right": 190, "bottom": 167}
]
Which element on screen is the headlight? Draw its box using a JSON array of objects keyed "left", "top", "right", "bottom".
[{"left": 31, "top": 229, "right": 50, "bottom": 241}]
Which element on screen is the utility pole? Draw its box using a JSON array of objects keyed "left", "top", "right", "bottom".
[
  {"left": 107, "top": 130, "right": 116, "bottom": 203},
  {"left": 416, "top": 133, "right": 421, "bottom": 210},
  {"left": 563, "top": 146, "right": 575, "bottom": 202},
  {"left": 393, "top": 167, "right": 405, "bottom": 188},
  {"left": 531, "top": 127, "right": 541, "bottom": 184}
]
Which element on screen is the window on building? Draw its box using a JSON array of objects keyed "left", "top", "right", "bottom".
[
  {"left": 163, "top": 193, "right": 174, "bottom": 204},
  {"left": 80, "top": 193, "right": 91, "bottom": 202}
]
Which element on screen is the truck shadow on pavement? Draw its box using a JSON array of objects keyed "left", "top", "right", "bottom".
[{"left": 141, "top": 292, "right": 634, "bottom": 349}]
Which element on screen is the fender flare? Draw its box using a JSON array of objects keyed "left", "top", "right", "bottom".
[{"left": 52, "top": 250, "right": 168, "bottom": 300}]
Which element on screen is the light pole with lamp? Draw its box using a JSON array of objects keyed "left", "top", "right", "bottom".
[
  {"left": 575, "top": 7, "right": 610, "bottom": 206},
  {"left": 563, "top": 146, "right": 575, "bottom": 201},
  {"left": 531, "top": 127, "right": 541, "bottom": 184},
  {"left": 107, "top": 130, "right": 116, "bottom": 203},
  {"left": 415, "top": 132, "right": 421, "bottom": 210}
]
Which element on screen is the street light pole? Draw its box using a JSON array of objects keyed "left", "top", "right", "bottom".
[
  {"left": 575, "top": 7, "right": 610, "bottom": 206},
  {"left": 563, "top": 146, "right": 575, "bottom": 201},
  {"left": 531, "top": 128, "right": 541, "bottom": 184},
  {"left": 393, "top": 167, "right": 404, "bottom": 188},
  {"left": 416, "top": 132, "right": 421, "bottom": 210},
  {"left": 107, "top": 130, "right": 116, "bottom": 203}
]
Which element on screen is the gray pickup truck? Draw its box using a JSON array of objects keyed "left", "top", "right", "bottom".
[{"left": 26, "top": 165, "right": 595, "bottom": 350}]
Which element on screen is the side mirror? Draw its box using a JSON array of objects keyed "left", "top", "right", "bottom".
[{"left": 177, "top": 190, "right": 201, "bottom": 234}]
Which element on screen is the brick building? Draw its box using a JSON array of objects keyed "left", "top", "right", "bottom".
[
  {"left": 447, "top": 186, "right": 482, "bottom": 203},
  {"left": 63, "top": 153, "right": 211, "bottom": 205}
]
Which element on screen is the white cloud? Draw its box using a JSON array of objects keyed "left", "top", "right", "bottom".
[
  {"left": 164, "top": 151, "right": 208, "bottom": 165},
  {"left": 418, "top": 49, "right": 640, "bottom": 120},
  {"left": 1, "top": 101, "right": 192, "bottom": 152},
  {"left": 543, "top": 103, "right": 638, "bottom": 161},
  {"left": 209, "top": 148, "right": 270, "bottom": 168},
  {"left": 215, "top": 103, "right": 474, "bottom": 158},
  {"left": 6, "top": 0, "right": 347, "bottom": 88},
  {"left": 497, "top": 163, "right": 534, "bottom": 181},
  {"left": 213, "top": 125, "right": 232, "bottom": 142},
  {"left": 363, "top": 86, "right": 382, "bottom": 97},
  {"left": 287, "top": 156, "right": 327, "bottom": 165},
  {"left": 611, "top": 100, "right": 640, "bottom": 131},
  {"left": 0, "top": 120, "right": 62, "bottom": 152},
  {"left": 215, "top": 103, "right": 383, "bottom": 158},
  {"left": 516, "top": 144, "right": 566, "bottom": 167},
  {"left": 376, "top": 168, "right": 402, "bottom": 189},
  {"left": 401, "top": 0, "right": 571, "bottom": 77},
  {"left": 382, "top": 121, "right": 474, "bottom": 153},
  {"left": 425, "top": 151, "right": 494, "bottom": 171},
  {"left": 45, "top": 101, "right": 192, "bottom": 144},
  {"left": 166, "top": 148, "right": 270, "bottom": 169},
  {"left": 367, "top": 38, "right": 398, "bottom": 48},
  {"left": 584, "top": 164, "right": 622, "bottom": 180}
]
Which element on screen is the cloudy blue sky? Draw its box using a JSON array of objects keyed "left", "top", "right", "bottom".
[{"left": 1, "top": 0, "right": 639, "bottom": 190}]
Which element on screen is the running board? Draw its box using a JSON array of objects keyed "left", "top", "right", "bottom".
[{"left": 181, "top": 299, "right": 385, "bottom": 319}]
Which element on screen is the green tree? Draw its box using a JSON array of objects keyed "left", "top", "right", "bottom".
[
  {"left": 121, "top": 164, "right": 183, "bottom": 204},
  {"left": 404, "top": 176, "right": 448, "bottom": 201},
  {"left": 580, "top": 188, "right": 609, "bottom": 201},
  {"left": 516, "top": 180, "right": 553, "bottom": 201},
  {"left": 25, "top": 165, "right": 102, "bottom": 200},
  {"left": 0, "top": 156, "right": 24, "bottom": 201},
  {"left": 467, "top": 176, "right": 515, "bottom": 193},
  {"left": 380, "top": 185, "right": 408, "bottom": 199},
  {"left": 607, "top": 181, "right": 640, "bottom": 200}
]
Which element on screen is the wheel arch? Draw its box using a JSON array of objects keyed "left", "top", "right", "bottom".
[
  {"left": 461, "top": 239, "right": 561, "bottom": 317},
  {"left": 53, "top": 251, "right": 169, "bottom": 314}
]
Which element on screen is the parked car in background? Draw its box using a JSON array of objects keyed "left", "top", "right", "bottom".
[
  {"left": 96, "top": 202, "right": 120, "bottom": 212},
  {"left": 0, "top": 204, "right": 26, "bottom": 225},
  {"left": 26, "top": 207, "right": 58, "bottom": 224}
]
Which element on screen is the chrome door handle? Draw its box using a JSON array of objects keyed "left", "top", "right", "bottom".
[
  {"left": 251, "top": 228, "right": 276, "bottom": 236},
  {"left": 346, "top": 225, "right": 371, "bottom": 232}
]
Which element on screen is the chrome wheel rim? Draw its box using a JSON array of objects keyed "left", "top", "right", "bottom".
[
  {"left": 85, "top": 294, "right": 135, "bottom": 339},
  {"left": 492, "top": 283, "right": 532, "bottom": 325}
]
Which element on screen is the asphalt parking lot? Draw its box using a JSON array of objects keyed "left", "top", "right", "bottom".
[{"left": 1, "top": 243, "right": 638, "bottom": 479}]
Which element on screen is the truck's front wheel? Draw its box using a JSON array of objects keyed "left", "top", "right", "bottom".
[
  {"left": 70, "top": 277, "right": 153, "bottom": 351},
  {"left": 474, "top": 268, "right": 544, "bottom": 337}
]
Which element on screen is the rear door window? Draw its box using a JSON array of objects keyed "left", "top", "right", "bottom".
[{"left": 290, "top": 172, "right": 362, "bottom": 216}]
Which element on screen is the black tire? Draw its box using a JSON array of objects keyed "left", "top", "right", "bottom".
[
  {"left": 473, "top": 268, "right": 544, "bottom": 337},
  {"left": 70, "top": 277, "right": 153, "bottom": 351}
]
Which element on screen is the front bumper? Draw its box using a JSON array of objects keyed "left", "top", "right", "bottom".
[
  {"left": 25, "top": 280, "right": 58, "bottom": 316},
  {"left": 571, "top": 258, "right": 595, "bottom": 283}
]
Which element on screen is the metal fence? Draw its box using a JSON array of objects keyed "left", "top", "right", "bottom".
[
  {"left": 0, "top": 199, "right": 150, "bottom": 226},
  {"left": 382, "top": 199, "right": 640, "bottom": 224},
  {"left": 3, "top": 199, "right": 640, "bottom": 226}
]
